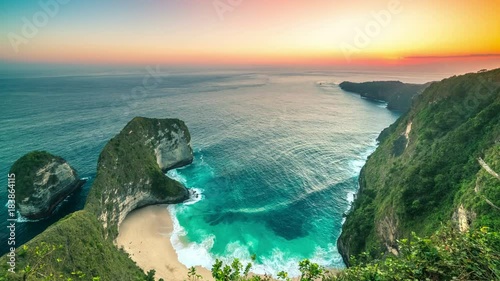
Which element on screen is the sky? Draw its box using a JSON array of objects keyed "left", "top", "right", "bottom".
[{"left": 1, "top": 0, "right": 499, "bottom": 71}]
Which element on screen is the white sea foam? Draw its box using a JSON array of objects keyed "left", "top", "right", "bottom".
[
  {"left": 347, "top": 141, "right": 377, "bottom": 176},
  {"left": 16, "top": 211, "right": 38, "bottom": 223},
  {"left": 167, "top": 210, "right": 344, "bottom": 278},
  {"left": 166, "top": 169, "right": 203, "bottom": 205},
  {"left": 220, "top": 242, "right": 343, "bottom": 277},
  {"left": 346, "top": 191, "right": 355, "bottom": 204},
  {"left": 342, "top": 141, "right": 378, "bottom": 223},
  {"left": 184, "top": 188, "right": 204, "bottom": 205},
  {"left": 167, "top": 205, "right": 216, "bottom": 269},
  {"left": 167, "top": 169, "right": 188, "bottom": 186}
]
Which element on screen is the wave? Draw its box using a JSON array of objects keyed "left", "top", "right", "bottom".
[
  {"left": 167, "top": 169, "right": 189, "bottom": 186},
  {"left": 184, "top": 188, "right": 204, "bottom": 205},
  {"left": 168, "top": 205, "right": 216, "bottom": 269},
  {"left": 168, "top": 208, "right": 344, "bottom": 278},
  {"left": 167, "top": 167, "right": 204, "bottom": 206},
  {"left": 16, "top": 212, "right": 39, "bottom": 223},
  {"left": 346, "top": 140, "right": 377, "bottom": 176}
]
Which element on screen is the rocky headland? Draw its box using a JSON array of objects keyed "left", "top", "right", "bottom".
[
  {"left": 339, "top": 81, "right": 430, "bottom": 112},
  {"left": 338, "top": 69, "right": 500, "bottom": 265},
  {"left": 2, "top": 117, "right": 194, "bottom": 280},
  {"left": 85, "top": 117, "right": 194, "bottom": 239}
]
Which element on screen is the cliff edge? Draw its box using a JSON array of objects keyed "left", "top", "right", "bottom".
[
  {"left": 2, "top": 117, "right": 194, "bottom": 280},
  {"left": 85, "top": 117, "right": 193, "bottom": 239},
  {"left": 338, "top": 69, "right": 500, "bottom": 265},
  {"left": 339, "top": 81, "right": 429, "bottom": 112}
]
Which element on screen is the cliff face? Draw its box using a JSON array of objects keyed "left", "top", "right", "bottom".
[
  {"left": 2, "top": 117, "right": 194, "bottom": 280},
  {"left": 85, "top": 117, "right": 193, "bottom": 239},
  {"left": 339, "top": 81, "right": 429, "bottom": 112},
  {"left": 338, "top": 69, "right": 500, "bottom": 265},
  {"left": 9, "top": 151, "right": 85, "bottom": 219}
]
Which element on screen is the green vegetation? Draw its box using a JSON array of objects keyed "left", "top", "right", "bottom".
[
  {"left": 184, "top": 227, "right": 499, "bottom": 281},
  {"left": 2, "top": 117, "right": 193, "bottom": 280},
  {"left": 9, "top": 151, "right": 64, "bottom": 200},
  {"left": 3, "top": 227, "right": 498, "bottom": 280},
  {"left": 0, "top": 211, "right": 146, "bottom": 281},
  {"left": 339, "top": 69, "right": 500, "bottom": 263},
  {"left": 339, "top": 81, "right": 429, "bottom": 112},
  {"left": 85, "top": 117, "right": 191, "bottom": 239},
  {"left": 186, "top": 256, "right": 328, "bottom": 281},
  {"left": 331, "top": 227, "right": 500, "bottom": 281},
  {"left": 3, "top": 69, "right": 500, "bottom": 280}
]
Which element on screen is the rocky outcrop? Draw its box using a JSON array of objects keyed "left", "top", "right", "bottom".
[
  {"left": 1, "top": 117, "right": 194, "bottom": 280},
  {"left": 85, "top": 117, "right": 193, "bottom": 239},
  {"left": 154, "top": 127, "right": 193, "bottom": 170},
  {"left": 452, "top": 204, "right": 475, "bottom": 232},
  {"left": 9, "top": 151, "right": 86, "bottom": 219},
  {"left": 377, "top": 211, "right": 399, "bottom": 256}
]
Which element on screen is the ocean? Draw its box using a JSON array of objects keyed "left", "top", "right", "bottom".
[{"left": 0, "top": 67, "right": 447, "bottom": 275}]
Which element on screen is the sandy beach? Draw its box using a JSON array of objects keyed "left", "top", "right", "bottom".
[{"left": 116, "top": 205, "right": 213, "bottom": 281}]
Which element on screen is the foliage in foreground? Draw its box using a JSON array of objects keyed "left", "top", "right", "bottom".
[
  {"left": 331, "top": 227, "right": 500, "bottom": 281},
  {"left": 1, "top": 216, "right": 498, "bottom": 281},
  {"left": 186, "top": 227, "right": 500, "bottom": 281},
  {"left": 0, "top": 211, "right": 147, "bottom": 281},
  {"left": 339, "top": 69, "right": 500, "bottom": 260}
]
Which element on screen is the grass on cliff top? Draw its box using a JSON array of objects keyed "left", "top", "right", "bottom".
[
  {"left": 84, "top": 117, "right": 190, "bottom": 238},
  {"left": 339, "top": 68, "right": 500, "bottom": 261},
  {"left": 0, "top": 211, "right": 147, "bottom": 281},
  {"left": 86, "top": 116, "right": 190, "bottom": 205},
  {"left": 9, "top": 151, "right": 65, "bottom": 200},
  {"left": 339, "top": 81, "right": 427, "bottom": 111}
]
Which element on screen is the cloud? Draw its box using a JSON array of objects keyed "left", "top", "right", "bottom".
[{"left": 405, "top": 54, "right": 500, "bottom": 59}]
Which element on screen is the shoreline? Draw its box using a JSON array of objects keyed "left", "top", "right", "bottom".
[
  {"left": 116, "top": 205, "right": 338, "bottom": 281},
  {"left": 116, "top": 205, "right": 213, "bottom": 281}
]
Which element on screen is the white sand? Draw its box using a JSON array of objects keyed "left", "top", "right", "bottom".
[{"left": 116, "top": 205, "right": 213, "bottom": 281}]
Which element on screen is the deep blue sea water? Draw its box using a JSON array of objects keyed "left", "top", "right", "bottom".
[{"left": 0, "top": 67, "right": 447, "bottom": 275}]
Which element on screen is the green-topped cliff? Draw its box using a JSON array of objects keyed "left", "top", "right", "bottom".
[
  {"left": 2, "top": 117, "right": 193, "bottom": 280},
  {"left": 339, "top": 81, "right": 429, "bottom": 112},
  {"left": 85, "top": 117, "right": 193, "bottom": 239},
  {"left": 338, "top": 69, "right": 500, "bottom": 264}
]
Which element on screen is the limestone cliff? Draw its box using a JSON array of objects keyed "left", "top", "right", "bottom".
[
  {"left": 2, "top": 117, "right": 194, "bottom": 280},
  {"left": 9, "top": 151, "right": 86, "bottom": 219},
  {"left": 85, "top": 117, "right": 193, "bottom": 239},
  {"left": 338, "top": 69, "right": 500, "bottom": 265}
]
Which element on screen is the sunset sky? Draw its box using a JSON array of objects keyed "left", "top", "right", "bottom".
[{"left": 1, "top": 0, "right": 499, "bottom": 70}]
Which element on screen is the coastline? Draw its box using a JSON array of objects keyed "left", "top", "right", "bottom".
[{"left": 116, "top": 205, "right": 213, "bottom": 281}]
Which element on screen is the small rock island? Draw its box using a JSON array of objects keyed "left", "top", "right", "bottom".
[{"left": 9, "top": 151, "right": 86, "bottom": 220}]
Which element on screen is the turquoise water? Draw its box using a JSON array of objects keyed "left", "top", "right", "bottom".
[
  {"left": 157, "top": 75, "right": 399, "bottom": 276},
  {"left": 0, "top": 67, "right": 446, "bottom": 274}
]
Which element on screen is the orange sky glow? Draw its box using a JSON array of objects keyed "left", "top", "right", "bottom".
[{"left": 1, "top": 0, "right": 499, "bottom": 69}]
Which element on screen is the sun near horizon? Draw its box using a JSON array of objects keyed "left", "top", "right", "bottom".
[{"left": 1, "top": 0, "right": 500, "bottom": 73}]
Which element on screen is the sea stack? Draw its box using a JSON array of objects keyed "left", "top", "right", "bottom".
[
  {"left": 85, "top": 117, "right": 193, "bottom": 239},
  {"left": 9, "top": 151, "right": 86, "bottom": 220}
]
